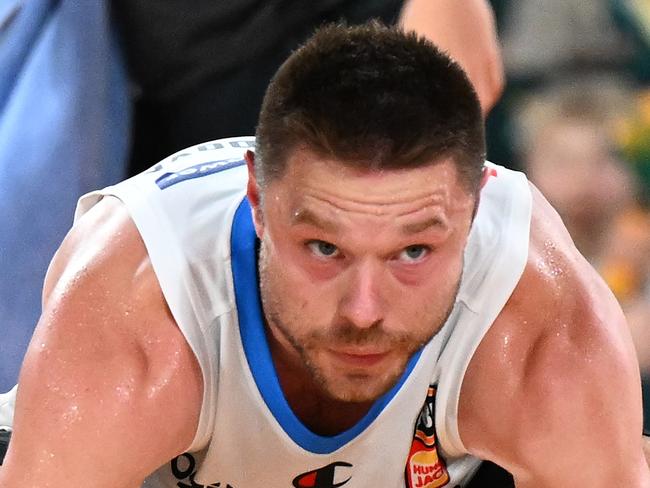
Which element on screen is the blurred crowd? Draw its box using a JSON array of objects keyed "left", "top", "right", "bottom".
[
  {"left": 493, "top": 0, "right": 650, "bottom": 427},
  {"left": 0, "top": 0, "right": 649, "bottom": 429}
]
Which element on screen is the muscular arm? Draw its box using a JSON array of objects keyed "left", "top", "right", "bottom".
[
  {"left": 459, "top": 186, "right": 650, "bottom": 486},
  {"left": 0, "top": 197, "right": 202, "bottom": 487},
  {"left": 398, "top": 0, "right": 504, "bottom": 115}
]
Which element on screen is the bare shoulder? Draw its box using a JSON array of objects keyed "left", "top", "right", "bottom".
[
  {"left": 0, "top": 197, "right": 202, "bottom": 487},
  {"left": 459, "top": 185, "right": 649, "bottom": 485}
]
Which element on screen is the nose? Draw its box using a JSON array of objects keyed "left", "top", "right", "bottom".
[{"left": 337, "top": 259, "right": 385, "bottom": 329}]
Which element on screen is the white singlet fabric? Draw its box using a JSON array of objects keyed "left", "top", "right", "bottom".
[{"left": 3, "top": 136, "right": 532, "bottom": 487}]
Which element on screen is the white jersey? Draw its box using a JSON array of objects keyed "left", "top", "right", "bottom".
[{"left": 3, "top": 136, "right": 532, "bottom": 487}]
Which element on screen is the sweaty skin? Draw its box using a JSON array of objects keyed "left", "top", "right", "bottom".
[
  {"left": 247, "top": 148, "right": 475, "bottom": 434},
  {"left": 0, "top": 150, "right": 648, "bottom": 487},
  {"left": 459, "top": 185, "right": 650, "bottom": 486},
  {"left": 0, "top": 198, "right": 202, "bottom": 488}
]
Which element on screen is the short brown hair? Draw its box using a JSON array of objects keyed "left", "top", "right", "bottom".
[{"left": 255, "top": 22, "right": 485, "bottom": 193}]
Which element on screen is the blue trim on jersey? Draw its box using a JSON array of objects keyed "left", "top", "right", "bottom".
[
  {"left": 155, "top": 158, "right": 245, "bottom": 189},
  {"left": 230, "top": 197, "right": 423, "bottom": 454}
]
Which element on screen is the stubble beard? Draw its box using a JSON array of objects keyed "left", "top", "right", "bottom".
[{"left": 257, "top": 240, "right": 459, "bottom": 404}]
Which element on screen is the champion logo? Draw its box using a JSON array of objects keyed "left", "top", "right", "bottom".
[{"left": 292, "top": 461, "right": 353, "bottom": 488}]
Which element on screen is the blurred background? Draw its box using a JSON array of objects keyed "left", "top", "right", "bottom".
[
  {"left": 493, "top": 0, "right": 650, "bottom": 433},
  {"left": 0, "top": 0, "right": 648, "bottom": 434}
]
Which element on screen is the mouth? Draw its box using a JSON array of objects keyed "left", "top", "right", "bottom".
[{"left": 328, "top": 348, "right": 391, "bottom": 368}]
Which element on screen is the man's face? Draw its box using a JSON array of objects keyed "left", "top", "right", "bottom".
[{"left": 248, "top": 147, "right": 476, "bottom": 404}]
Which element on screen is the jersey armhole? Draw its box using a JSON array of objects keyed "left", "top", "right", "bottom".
[
  {"left": 75, "top": 184, "right": 217, "bottom": 452},
  {"left": 435, "top": 167, "right": 532, "bottom": 458}
]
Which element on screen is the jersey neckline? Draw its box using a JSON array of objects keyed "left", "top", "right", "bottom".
[{"left": 230, "top": 197, "right": 422, "bottom": 454}]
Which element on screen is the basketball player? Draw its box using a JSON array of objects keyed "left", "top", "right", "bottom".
[{"left": 1, "top": 23, "right": 649, "bottom": 487}]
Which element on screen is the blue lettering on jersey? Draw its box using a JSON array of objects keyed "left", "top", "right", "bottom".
[{"left": 156, "top": 158, "right": 245, "bottom": 189}]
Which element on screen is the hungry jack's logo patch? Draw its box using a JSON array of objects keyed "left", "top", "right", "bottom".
[{"left": 405, "top": 386, "right": 450, "bottom": 488}]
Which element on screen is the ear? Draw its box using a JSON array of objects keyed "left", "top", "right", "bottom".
[
  {"left": 472, "top": 165, "right": 493, "bottom": 220},
  {"left": 479, "top": 165, "right": 496, "bottom": 190},
  {"left": 245, "top": 150, "right": 265, "bottom": 237}
]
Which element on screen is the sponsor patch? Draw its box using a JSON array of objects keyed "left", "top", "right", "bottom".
[
  {"left": 170, "top": 453, "right": 234, "bottom": 488},
  {"left": 405, "top": 386, "right": 450, "bottom": 488},
  {"left": 293, "top": 461, "right": 353, "bottom": 488}
]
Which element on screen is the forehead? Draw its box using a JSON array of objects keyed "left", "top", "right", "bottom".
[
  {"left": 266, "top": 146, "right": 473, "bottom": 215},
  {"left": 258, "top": 147, "right": 478, "bottom": 244}
]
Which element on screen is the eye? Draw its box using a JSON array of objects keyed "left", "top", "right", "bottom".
[
  {"left": 306, "top": 240, "right": 340, "bottom": 258},
  {"left": 398, "top": 245, "right": 430, "bottom": 263}
]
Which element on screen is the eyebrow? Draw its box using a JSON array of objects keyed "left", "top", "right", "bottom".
[
  {"left": 291, "top": 208, "right": 446, "bottom": 235},
  {"left": 400, "top": 216, "right": 447, "bottom": 235},
  {"left": 291, "top": 208, "right": 339, "bottom": 232}
]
